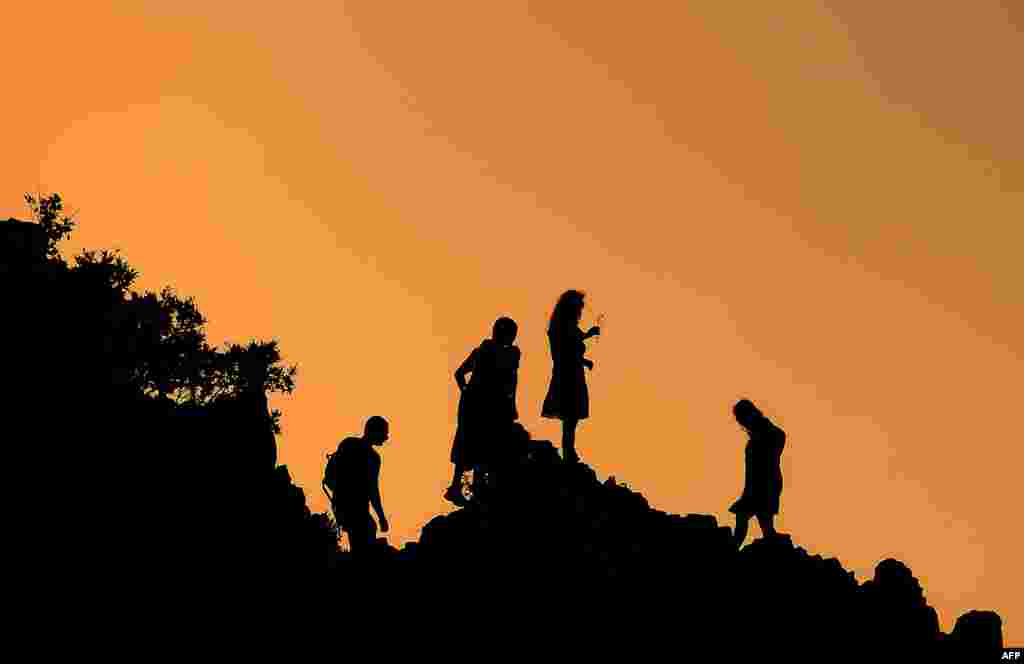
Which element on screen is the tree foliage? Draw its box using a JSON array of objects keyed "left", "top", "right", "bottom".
[
  {"left": 25, "top": 192, "right": 76, "bottom": 259},
  {"left": 28, "top": 191, "right": 299, "bottom": 433},
  {"left": 71, "top": 248, "right": 140, "bottom": 294}
]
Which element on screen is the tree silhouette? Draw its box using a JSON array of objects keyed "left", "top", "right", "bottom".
[
  {"left": 29, "top": 191, "right": 299, "bottom": 432},
  {"left": 24, "top": 192, "right": 76, "bottom": 259},
  {"left": 71, "top": 248, "right": 139, "bottom": 295}
]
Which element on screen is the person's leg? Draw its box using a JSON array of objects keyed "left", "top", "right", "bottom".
[
  {"left": 334, "top": 502, "right": 357, "bottom": 553},
  {"left": 469, "top": 465, "right": 484, "bottom": 500},
  {"left": 449, "top": 462, "right": 466, "bottom": 491},
  {"left": 562, "top": 418, "right": 579, "bottom": 463},
  {"left": 733, "top": 511, "right": 752, "bottom": 549},
  {"left": 755, "top": 512, "right": 776, "bottom": 539},
  {"left": 447, "top": 406, "right": 470, "bottom": 501},
  {"left": 342, "top": 526, "right": 359, "bottom": 555},
  {"left": 346, "top": 511, "right": 376, "bottom": 556},
  {"left": 445, "top": 462, "right": 468, "bottom": 505}
]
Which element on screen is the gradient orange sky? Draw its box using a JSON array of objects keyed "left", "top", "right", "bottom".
[{"left": 5, "top": 1, "right": 1021, "bottom": 639}]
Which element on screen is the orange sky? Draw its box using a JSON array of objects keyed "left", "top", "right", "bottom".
[{"left": 5, "top": 1, "right": 1021, "bottom": 639}]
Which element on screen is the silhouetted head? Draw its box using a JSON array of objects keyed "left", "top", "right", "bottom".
[
  {"left": 492, "top": 317, "right": 518, "bottom": 346},
  {"left": 549, "top": 290, "right": 586, "bottom": 333},
  {"left": 364, "top": 416, "right": 389, "bottom": 445},
  {"left": 733, "top": 399, "right": 763, "bottom": 432}
]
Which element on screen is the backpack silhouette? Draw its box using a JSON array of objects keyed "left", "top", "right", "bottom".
[{"left": 322, "top": 437, "right": 366, "bottom": 505}]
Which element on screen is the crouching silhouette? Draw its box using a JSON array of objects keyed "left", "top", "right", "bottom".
[{"left": 323, "top": 416, "right": 391, "bottom": 555}]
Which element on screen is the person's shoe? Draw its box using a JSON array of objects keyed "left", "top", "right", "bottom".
[{"left": 443, "top": 485, "right": 468, "bottom": 507}]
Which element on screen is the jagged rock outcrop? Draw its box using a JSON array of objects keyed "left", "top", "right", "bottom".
[
  {"left": 334, "top": 426, "right": 1003, "bottom": 658},
  {"left": 948, "top": 610, "right": 1004, "bottom": 660}
]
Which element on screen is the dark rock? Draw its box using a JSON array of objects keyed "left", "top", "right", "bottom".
[{"left": 948, "top": 610, "right": 1003, "bottom": 660}]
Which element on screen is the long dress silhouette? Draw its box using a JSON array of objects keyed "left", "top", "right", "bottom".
[
  {"left": 446, "top": 318, "right": 520, "bottom": 505},
  {"left": 541, "top": 323, "right": 589, "bottom": 422},
  {"left": 451, "top": 338, "right": 520, "bottom": 467}
]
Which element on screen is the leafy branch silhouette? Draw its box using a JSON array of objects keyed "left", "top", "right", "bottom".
[{"left": 26, "top": 191, "right": 299, "bottom": 433}]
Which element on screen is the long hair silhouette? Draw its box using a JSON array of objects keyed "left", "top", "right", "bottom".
[{"left": 548, "top": 289, "right": 585, "bottom": 334}]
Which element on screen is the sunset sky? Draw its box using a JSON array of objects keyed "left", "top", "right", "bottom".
[{"left": 5, "top": 1, "right": 1021, "bottom": 639}]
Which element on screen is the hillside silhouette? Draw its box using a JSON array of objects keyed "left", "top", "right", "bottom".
[{"left": 2, "top": 199, "right": 1005, "bottom": 658}]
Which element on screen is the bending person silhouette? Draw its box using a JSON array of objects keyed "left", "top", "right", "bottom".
[
  {"left": 445, "top": 317, "right": 520, "bottom": 506},
  {"left": 541, "top": 290, "right": 599, "bottom": 464},
  {"left": 323, "top": 416, "right": 391, "bottom": 554},
  {"left": 728, "top": 400, "right": 785, "bottom": 549}
]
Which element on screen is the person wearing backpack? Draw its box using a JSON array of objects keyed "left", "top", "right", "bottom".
[{"left": 323, "top": 416, "right": 391, "bottom": 554}]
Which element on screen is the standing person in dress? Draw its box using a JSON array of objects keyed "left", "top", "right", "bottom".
[
  {"left": 541, "top": 290, "right": 600, "bottom": 464},
  {"left": 728, "top": 399, "right": 786, "bottom": 549},
  {"left": 444, "top": 317, "right": 521, "bottom": 506}
]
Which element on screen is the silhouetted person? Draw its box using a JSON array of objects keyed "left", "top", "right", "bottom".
[
  {"left": 728, "top": 399, "right": 785, "bottom": 549},
  {"left": 541, "top": 290, "right": 599, "bottom": 464},
  {"left": 323, "top": 416, "right": 391, "bottom": 554},
  {"left": 445, "top": 317, "right": 520, "bottom": 506}
]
